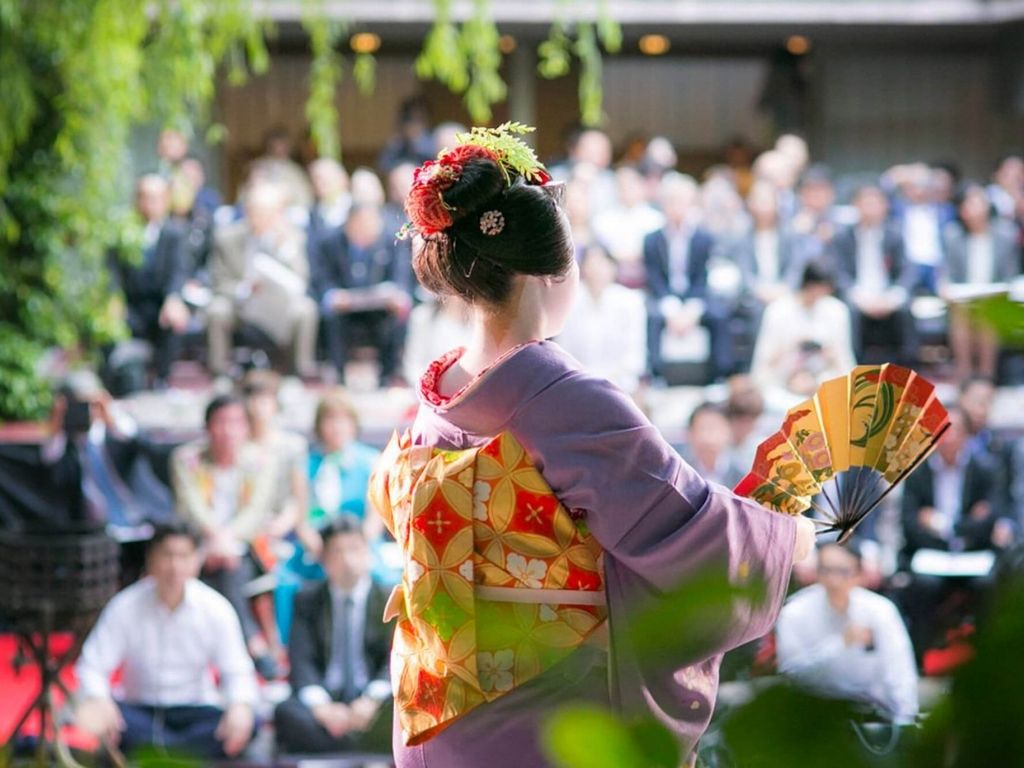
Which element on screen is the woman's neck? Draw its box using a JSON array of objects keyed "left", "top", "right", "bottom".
[{"left": 460, "top": 311, "right": 541, "bottom": 375}]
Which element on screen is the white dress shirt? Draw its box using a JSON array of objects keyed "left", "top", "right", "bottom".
[
  {"left": 753, "top": 229, "right": 781, "bottom": 284},
  {"left": 76, "top": 577, "right": 258, "bottom": 708},
  {"left": 903, "top": 205, "right": 942, "bottom": 266},
  {"left": 930, "top": 451, "right": 969, "bottom": 544},
  {"left": 776, "top": 584, "right": 919, "bottom": 724},
  {"left": 966, "top": 232, "right": 996, "bottom": 285}
]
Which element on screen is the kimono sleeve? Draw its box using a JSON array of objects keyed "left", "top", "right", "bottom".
[{"left": 509, "top": 370, "right": 796, "bottom": 747}]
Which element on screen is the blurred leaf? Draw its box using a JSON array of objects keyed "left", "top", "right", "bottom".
[
  {"left": 721, "top": 683, "right": 875, "bottom": 768},
  {"left": 628, "top": 566, "right": 767, "bottom": 666},
  {"left": 969, "top": 294, "right": 1024, "bottom": 347},
  {"left": 543, "top": 705, "right": 662, "bottom": 768}
]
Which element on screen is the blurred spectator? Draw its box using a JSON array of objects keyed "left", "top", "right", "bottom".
[
  {"left": 156, "top": 127, "right": 190, "bottom": 178},
  {"left": 940, "top": 183, "right": 1022, "bottom": 380},
  {"left": 898, "top": 407, "right": 1014, "bottom": 654},
  {"left": 308, "top": 158, "right": 352, "bottom": 248},
  {"left": 957, "top": 376, "right": 1001, "bottom": 459},
  {"left": 790, "top": 164, "right": 838, "bottom": 256},
  {"left": 592, "top": 165, "right": 664, "bottom": 278},
  {"left": 550, "top": 127, "right": 618, "bottom": 215},
  {"left": 171, "top": 157, "right": 220, "bottom": 276},
  {"left": 678, "top": 402, "right": 745, "bottom": 488},
  {"left": 724, "top": 374, "right": 769, "bottom": 469},
  {"left": 207, "top": 182, "right": 319, "bottom": 378},
  {"left": 383, "top": 162, "right": 417, "bottom": 295},
  {"left": 729, "top": 180, "right": 805, "bottom": 308},
  {"left": 558, "top": 243, "right": 647, "bottom": 394},
  {"left": 252, "top": 126, "right": 314, "bottom": 209},
  {"left": 776, "top": 543, "right": 918, "bottom": 724},
  {"left": 638, "top": 135, "right": 678, "bottom": 199},
  {"left": 564, "top": 179, "right": 595, "bottom": 260},
  {"left": 275, "top": 517, "right": 392, "bottom": 754},
  {"left": 775, "top": 133, "right": 810, "bottom": 180},
  {"left": 75, "top": 523, "right": 257, "bottom": 761},
  {"left": 987, "top": 154, "right": 1024, "bottom": 220},
  {"left": 830, "top": 184, "right": 916, "bottom": 364},
  {"left": 752, "top": 148, "right": 801, "bottom": 224},
  {"left": 700, "top": 173, "right": 748, "bottom": 240},
  {"left": 42, "top": 376, "right": 170, "bottom": 533},
  {"left": 900, "top": 407, "right": 1013, "bottom": 564},
  {"left": 171, "top": 395, "right": 284, "bottom": 678},
  {"left": 311, "top": 204, "right": 411, "bottom": 386},
  {"left": 403, "top": 295, "right": 473, "bottom": 385},
  {"left": 110, "top": 175, "right": 190, "bottom": 388},
  {"left": 750, "top": 261, "right": 856, "bottom": 401},
  {"left": 432, "top": 121, "right": 467, "bottom": 155},
  {"left": 724, "top": 137, "right": 757, "bottom": 197},
  {"left": 351, "top": 166, "right": 387, "bottom": 208},
  {"left": 241, "top": 370, "right": 308, "bottom": 548},
  {"left": 377, "top": 96, "right": 436, "bottom": 174},
  {"left": 645, "top": 173, "right": 732, "bottom": 381},
  {"left": 890, "top": 163, "right": 949, "bottom": 294}
]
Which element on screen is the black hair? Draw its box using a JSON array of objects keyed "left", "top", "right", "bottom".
[
  {"left": 319, "top": 514, "right": 367, "bottom": 547},
  {"left": 148, "top": 521, "right": 202, "bottom": 553},
  {"left": 799, "top": 260, "right": 835, "bottom": 290},
  {"left": 204, "top": 393, "right": 244, "bottom": 427},
  {"left": 413, "top": 158, "right": 574, "bottom": 306}
]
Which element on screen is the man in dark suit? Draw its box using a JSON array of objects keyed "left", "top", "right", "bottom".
[
  {"left": 110, "top": 175, "right": 191, "bottom": 387},
  {"left": 643, "top": 173, "right": 730, "bottom": 381},
  {"left": 898, "top": 407, "right": 1014, "bottom": 656},
  {"left": 311, "top": 204, "right": 412, "bottom": 385},
  {"left": 274, "top": 517, "right": 393, "bottom": 755},
  {"left": 829, "top": 184, "right": 917, "bottom": 364}
]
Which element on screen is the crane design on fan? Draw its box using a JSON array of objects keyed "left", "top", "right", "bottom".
[{"left": 735, "top": 364, "right": 951, "bottom": 544}]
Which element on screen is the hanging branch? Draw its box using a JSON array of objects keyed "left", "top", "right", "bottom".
[
  {"left": 416, "top": 0, "right": 506, "bottom": 124},
  {"left": 302, "top": 8, "right": 345, "bottom": 161},
  {"left": 537, "top": 0, "right": 621, "bottom": 127}
]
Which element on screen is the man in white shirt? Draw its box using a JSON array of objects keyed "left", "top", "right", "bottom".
[
  {"left": 75, "top": 522, "right": 258, "bottom": 759},
  {"left": 275, "top": 516, "right": 393, "bottom": 754},
  {"left": 776, "top": 543, "right": 919, "bottom": 724}
]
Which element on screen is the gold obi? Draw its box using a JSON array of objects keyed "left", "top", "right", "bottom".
[{"left": 369, "top": 430, "right": 607, "bottom": 746}]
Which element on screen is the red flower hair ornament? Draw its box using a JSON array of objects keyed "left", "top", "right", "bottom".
[{"left": 400, "top": 122, "right": 552, "bottom": 240}]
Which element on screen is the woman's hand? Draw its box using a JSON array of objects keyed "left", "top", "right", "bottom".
[{"left": 793, "top": 515, "right": 816, "bottom": 563}]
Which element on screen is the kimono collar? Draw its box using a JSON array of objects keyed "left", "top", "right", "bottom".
[{"left": 415, "top": 340, "right": 580, "bottom": 439}]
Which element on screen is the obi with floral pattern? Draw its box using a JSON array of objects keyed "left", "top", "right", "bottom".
[{"left": 369, "top": 429, "right": 607, "bottom": 746}]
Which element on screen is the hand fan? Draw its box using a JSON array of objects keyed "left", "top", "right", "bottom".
[{"left": 734, "top": 364, "right": 950, "bottom": 543}]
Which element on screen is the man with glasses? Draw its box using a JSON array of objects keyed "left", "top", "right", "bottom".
[{"left": 775, "top": 542, "right": 919, "bottom": 724}]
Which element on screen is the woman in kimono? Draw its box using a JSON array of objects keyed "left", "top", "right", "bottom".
[{"left": 371, "top": 128, "right": 816, "bottom": 768}]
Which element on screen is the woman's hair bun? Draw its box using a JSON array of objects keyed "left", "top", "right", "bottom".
[{"left": 442, "top": 157, "right": 507, "bottom": 223}]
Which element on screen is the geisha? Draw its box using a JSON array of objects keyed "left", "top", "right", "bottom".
[{"left": 369, "top": 124, "right": 816, "bottom": 768}]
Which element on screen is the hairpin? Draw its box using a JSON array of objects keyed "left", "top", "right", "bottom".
[{"left": 479, "top": 210, "right": 505, "bottom": 236}]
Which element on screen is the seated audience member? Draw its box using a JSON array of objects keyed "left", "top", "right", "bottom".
[
  {"left": 110, "top": 174, "right": 190, "bottom": 388},
  {"left": 75, "top": 522, "right": 258, "bottom": 761},
  {"left": 986, "top": 154, "right": 1024, "bottom": 220},
  {"left": 957, "top": 376, "right": 1005, "bottom": 460},
  {"left": 403, "top": 294, "right": 473, "bottom": 385},
  {"left": 723, "top": 375, "right": 770, "bottom": 469},
  {"left": 940, "top": 183, "right": 1022, "bottom": 381},
  {"left": 830, "top": 183, "right": 916, "bottom": 364},
  {"left": 351, "top": 167, "right": 388, "bottom": 208},
  {"left": 900, "top": 407, "right": 1013, "bottom": 563},
  {"left": 251, "top": 127, "right": 314, "bottom": 209},
  {"left": 789, "top": 165, "right": 838, "bottom": 251},
  {"left": 383, "top": 162, "right": 417, "bottom": 295},
  {"left": 307, "top": 158, "right": 352, "bottom": 249},
  {"left": 750, "top": 262, "right": 856, "bottom": 401},
  {"left": 564, "top": 179, "right": 595, "bottom": 260},
  {"left": 311, "top": 204, "right": 411, "bottom": 385},
  {"left": 376, "top": 96, "right": 436, "bottom": 175},
  {"left": 776, "top": 543, "right": 918, "bottom": 724},
  {"left": 207, "top": 182, "right": 318, "bottom": 378},
  {"left": 678, "top": 402, "right": 745, "bottom": 488},
  {"left": 729, "top": 181, "right": 805, "bottom": 306},
  {"left": 171, "top": 394, "right": 285, "bottom": 677},
  {"left": 170, "top": 157, "right": 220, "bottom": 278},
  {"left": 42, "top": 375, "right": 171, "bottom": 533},
  {"left": 892, "top": 164, "right": 949, "bottom": 294},
  {"left": 557, "top": 243, "right": 647, "bottom": 395},
  {"left": 275, "top": 517, "right": 393, "bottom": 755},
  {"left": 592, "top": 165, "right": 664, "bottom": 281},
  {"left": 644, "top": 173, "right": 732, "bottom": 380},
  {"left": 242, "top": 370, "right": 308, "bottom": 536},
  {"left": 899, "top": 407, "right": 1014, "bottom": 654},
  {"left": 549, "top": 127, "right": 618, "bottom": 216}
]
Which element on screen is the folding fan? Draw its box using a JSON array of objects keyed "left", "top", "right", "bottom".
[{"left": 734, "top": 364, "right": 951, "bottom": 543}]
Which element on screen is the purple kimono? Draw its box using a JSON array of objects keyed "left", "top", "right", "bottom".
[{"left": 393, "top": 340, "right": 796, "bottom": 768}]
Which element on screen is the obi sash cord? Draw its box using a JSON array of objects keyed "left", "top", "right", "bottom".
[{"left": 370, "top": 431, "right": 608, "bottom": 746}]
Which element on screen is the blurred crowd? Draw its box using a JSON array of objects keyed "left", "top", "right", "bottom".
[{"left": 35, "top": 96, "right": 1024, "bottom": 761}]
